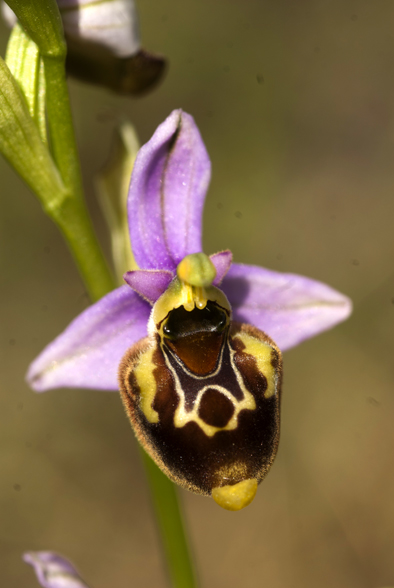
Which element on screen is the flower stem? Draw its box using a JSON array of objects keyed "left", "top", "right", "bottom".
[
  {"left": 43, "top": 56, "right": 81, "bottom": 199},
  {"left": 140, "top": 450, "right": 198, "bottom": 588},
  {"left": 41, "top": 53, "right": 114, "bottom": 301}
]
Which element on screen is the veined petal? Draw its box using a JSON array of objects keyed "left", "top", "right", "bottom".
[
  {"left": 23, "top": 551, "right": 90, "bottom": 588},
  {"left": 27, "top": 286, "right": 151, "bottom": 392},
  {"left": 124, "top": 269, "right": 174, "bottom": 304},
  {"left": 222, "top": 263, "right": 352, "bottom": 351},
  {"left": 128, "top": 109, "right": 211, "bottom": 271},
  {"left": 210, "top": 250, "right": 233, "bottom": 285}
]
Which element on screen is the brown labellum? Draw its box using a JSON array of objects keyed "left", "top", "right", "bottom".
[{"left": 119, "top": 298, "right": 282, "bottom": 509}]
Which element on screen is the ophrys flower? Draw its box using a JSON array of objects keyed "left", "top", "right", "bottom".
[{"left": 28, "top": 110, "right": 352, "bottom": 509}]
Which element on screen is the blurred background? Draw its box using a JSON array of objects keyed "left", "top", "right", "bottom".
[{"left": 1, "top": 0, "right": 394, "bottom": 586}]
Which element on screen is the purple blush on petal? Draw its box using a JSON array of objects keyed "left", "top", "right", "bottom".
[
  {"left": 27, "top": 286, "right": 151, "bottom": 392},
  {"left": 223, "top": 263, "right": 352, "bottom": 351},
  {"left": 124, "top": 269, "right": 174, "bottom": 304},
  {"left": 128, "top": 109, "right": 211, "bottom": 271},
  {"left": 23, "top": 551, "right": 90, "bottom": 588},
  {"left": 210, "top": 250, "right": 233, "bottom": 285}
]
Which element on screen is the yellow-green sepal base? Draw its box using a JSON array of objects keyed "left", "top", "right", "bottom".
[{"left": 212, "top": 479, "right": 258, "bottom": 511}]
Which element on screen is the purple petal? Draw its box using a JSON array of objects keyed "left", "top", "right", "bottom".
[
  {"left": 23, "top": 552, "right": 90, "bottom": 588},
  {"left": 128, "top": 109, "right": 211, "bottom": 271},
  {"left": 124, "top": 269, "right": 174, "bottom": 304},
  {"left": 27, "top": 286, "right": 151, "bottom": 392},
  {"left": 210, "top": 250, "right": 233, "bottom": 285},
  {"left": 222, "top": 263, "right": 352, "bottom": 351}
]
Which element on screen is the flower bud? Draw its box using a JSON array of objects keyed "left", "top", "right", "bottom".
[{"left": 2, "top": 0, "right": 166, "bottom": 94}]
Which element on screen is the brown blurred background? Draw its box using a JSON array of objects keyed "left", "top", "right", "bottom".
[{"left": 1, "top": 1, "right": 394, "bottom": 586}]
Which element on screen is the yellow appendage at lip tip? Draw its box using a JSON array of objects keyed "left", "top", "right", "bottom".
[{"left": 212, "top": 479, "right": 258, "bottom": 511}]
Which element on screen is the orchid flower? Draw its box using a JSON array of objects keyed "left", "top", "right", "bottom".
[
  {"left": 24, "top": 552, "right": 90, "bottom": 588},
  {"left": 2, "top": 0, "right": 165, "bottom": 94},
  {"left": 27, "top": 110, "right": 351, "bottom": 510}
]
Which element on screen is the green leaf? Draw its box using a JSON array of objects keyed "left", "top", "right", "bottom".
[
  {"left": 4, "top": 0, "right": 66, "bottom": 58},
  {"left": 0, "top": 54, "right": 65, "bottom": 207},
  {"left": 5, "top": 23, "right": 46, "bottom": 143}
]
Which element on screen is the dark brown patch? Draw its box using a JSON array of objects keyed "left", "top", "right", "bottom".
[
  {"left": 152, "top": 342, "right": 179, "bottom": 421},
  {"left": 198, "top": 388, "right": 235, "bottom": 428},
  {"left": 166, "top": 331, "right": 224, "bottom": 375},
  {"left": 162, "top": 301, "right": 227, "bottom": 375}
]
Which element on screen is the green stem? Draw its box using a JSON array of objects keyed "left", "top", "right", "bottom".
[
  {"left": 43, "top": 55, "right": 81, "bottom": 197},
  {"left": 41, "top": 52, "right": 114, "bottom": 301},
  {"left": 140, "top": 450, "right": 198, "bottom": 588}
]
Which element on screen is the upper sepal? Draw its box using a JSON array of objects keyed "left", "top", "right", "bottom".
[{"left": 128, "top": 110, "right": 211, "bottom": 271}]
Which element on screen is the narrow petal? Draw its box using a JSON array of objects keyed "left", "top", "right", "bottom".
[
  {"left": 124, "top": 269, "right": 174, "bottom": 304},
  {"left": 128, "top": 109, "right": 211, "bottom": 271},
  {"left": 210, "top": 250, "right": 233, "bottom": 285},
  {"left": 222, "top": 263, "right": 352, "bottom": 351},
  {"left": 23, "top": 551, "right": 90, "bottom": 588},
  {"left": 27, "top": 286, "right": 151, "bottom": 391}
]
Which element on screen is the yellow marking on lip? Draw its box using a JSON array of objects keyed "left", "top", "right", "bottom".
[
  {"left": 173, "top": 384, "right": 255, "bottom": 437},
  {"left": 212, "top": 479, "right": 258, "bottom": 511},
  {"left": 134, "top": 346, "right": 159, "bottom": 423},
  {"left": 169, "top": 344, "right": 256, "bottom": 437},
  {"left": 234, "top": 333, "right": 277, "bottom": 398}
]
